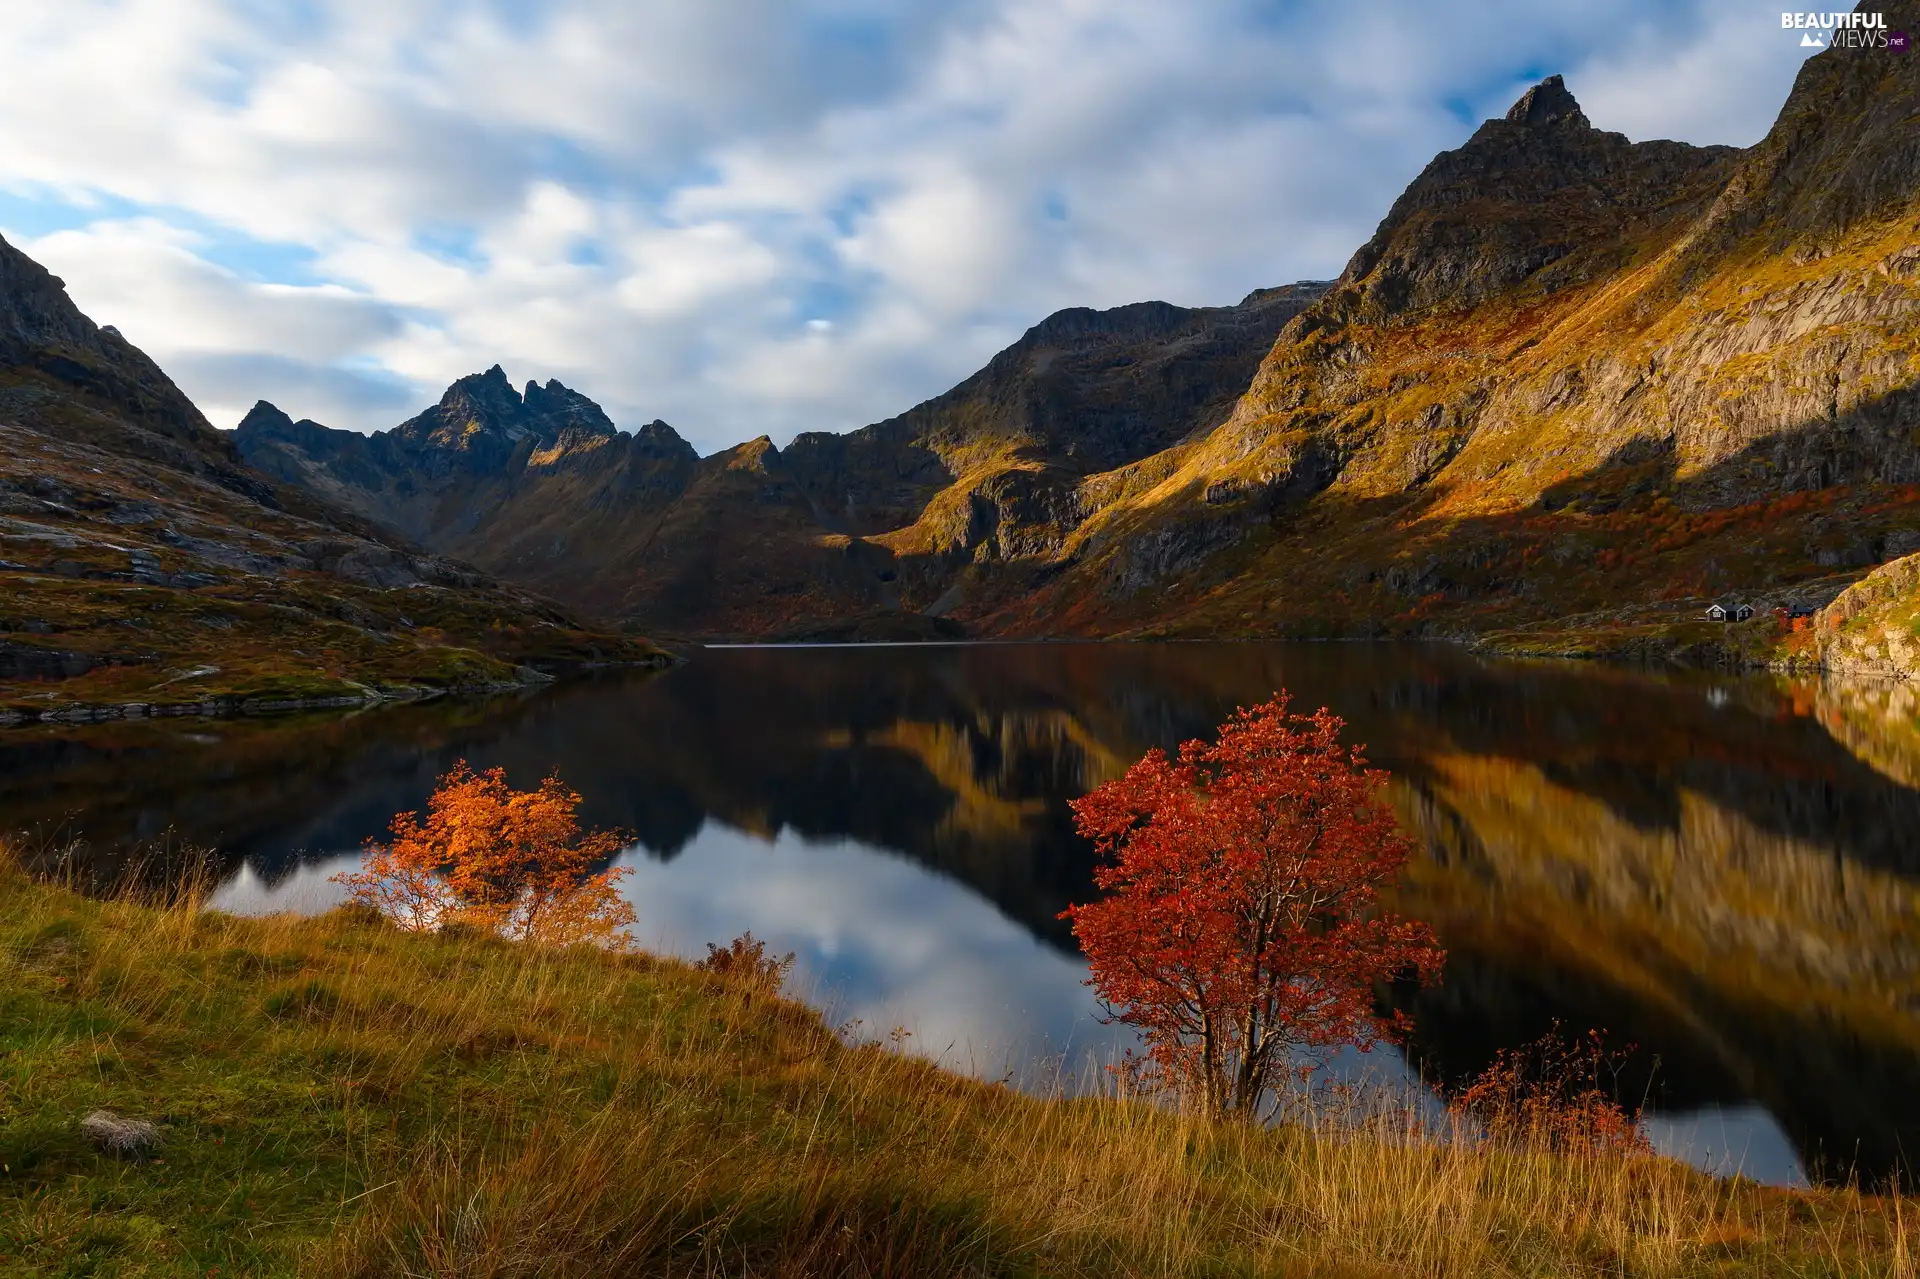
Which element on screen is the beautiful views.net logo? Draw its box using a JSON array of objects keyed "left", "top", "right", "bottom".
[{"left": 1782, "top": 11, "right": 1908, "bottom": 49}]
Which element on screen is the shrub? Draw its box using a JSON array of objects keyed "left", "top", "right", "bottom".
[
  {"left": 332, "top": 760, "right": 635, "bottom": 950},
  {"left": 695, "top": 931, "right": 796, "bottom": 990},
  {"left": 1449, "top": 1026, "right": 1651, "bottom": 1155}
]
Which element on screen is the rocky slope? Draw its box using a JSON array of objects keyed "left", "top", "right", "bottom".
[
  {"left": 237, "top": 286, "right": 1327, "bottom": 636},
  {"left": 979, "top": 30, "right": 1920, "bottom": 639},
  {"left": 0, "top": 234, "right": 667, "bottom": 725}
]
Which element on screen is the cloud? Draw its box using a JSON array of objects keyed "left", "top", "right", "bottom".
[
  {"left": 0, "top": 0, "right": 1819, "bottom": 452},
  {"left": 165, "top": 351, "right": 420, "bottom": 431},
  {"left": 16, "top": 216, "right": 415, "bottom": 428},
  {"left": 1575, "top": 3, "right": 1818, "bottom": 146}
]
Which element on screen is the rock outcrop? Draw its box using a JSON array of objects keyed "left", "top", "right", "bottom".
[{"left": 1812, "top": 551, "right": 1920, "bottom": 678}]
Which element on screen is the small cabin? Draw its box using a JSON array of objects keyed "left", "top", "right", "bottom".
[{"left": 1706, "top": 603, "right": 1755, "bottom": 623}]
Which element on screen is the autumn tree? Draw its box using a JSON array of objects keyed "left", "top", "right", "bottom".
[
  {"left": 334, "top": 760, "right": 635, "bottom": 949},
  {"left": 1063, "top": 693, "right": 1442, "bottom": 1118}
]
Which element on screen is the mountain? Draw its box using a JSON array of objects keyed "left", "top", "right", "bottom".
[
  {"left": 236, "top": 284, "right": 1328, "bottom": 636},
  {"left": 981, "top": 38, "right": 1920, "bottom": 641},
  {"left": 240, "top": 13, "right": 1920, "bottom": 652},
  {"left": 0, "top": 234, "right": 667, "bottom": 726}
]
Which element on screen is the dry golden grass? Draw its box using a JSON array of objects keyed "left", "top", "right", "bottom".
[{"left": 1, "top": 844, "right": 1913, "bottom": 1277}]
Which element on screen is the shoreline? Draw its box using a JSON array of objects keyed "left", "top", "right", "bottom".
[
  {"left": 6, "top": 622, "right": 1912, "bottom": 732},
  {"left": 0, "top": 655, "right": 678, "bottom": 729}
]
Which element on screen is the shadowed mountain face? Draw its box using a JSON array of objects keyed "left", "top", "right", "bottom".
[
  {"left": 236, "top": 286, "right": 1328, "bottom": 636},
  {"left": 0, "top": 235, "right": 663, "bottom": 721},
  {"left": 236, "top": 21, "right": 1920, "bottom": 643},
  {"left": 12, "top": 644, "right": 1920, "bottom": 1180}
]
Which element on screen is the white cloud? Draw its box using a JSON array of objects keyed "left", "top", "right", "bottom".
[
  {"left": 24, "top": 220, "right": 399, "bottom": 357},
  {"left": 1576, "top": 4, "right": 1817, "bottom": 146},
  {"left": 0, "top": 0, "right": 1819, "bottom": 452}
]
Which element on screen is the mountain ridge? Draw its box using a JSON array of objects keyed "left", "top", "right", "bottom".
[{"left": 237, "top": 281, "right": 1331, "bottom": 634}]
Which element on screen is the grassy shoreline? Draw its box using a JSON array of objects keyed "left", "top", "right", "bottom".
[{"left": 2, "top": 859, "right": 1913, "bottom": 1277}]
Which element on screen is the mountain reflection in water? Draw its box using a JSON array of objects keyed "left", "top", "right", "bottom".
[{"left": 7, "top": 641, "right": 1919, "bottom": 1186}]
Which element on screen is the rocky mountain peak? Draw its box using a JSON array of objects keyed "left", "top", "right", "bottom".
[
  {"left": 1683, "top": 0, "right": 1920, "bottom": 250},
  {"left": 1331, "top": 71, "right": 1736, "bottom": 318},
  {"left": 0, "top": 232, "right": 95, "bottom": 354},
  {"left": 524, "top": 377, "right": 617, "bottom": 437},
  {"left": 1504, "top": 74, "right": 1589, "bottom": 130},
  {"left": 1023, "top": 301, "right": 1192, "bottom": 347},
  {"left": 633, "top": 418, "right": 698, "bottom": 461},
  {"left": 439, "top": 364, "right": 525, "bottom": 421},
  {"left": 237, "top": 400, "right": 297, "bottom": 436}
]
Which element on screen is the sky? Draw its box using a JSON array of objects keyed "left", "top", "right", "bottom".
[{"left": 0, "top": 1, "right": 1822, "bottom": 454}]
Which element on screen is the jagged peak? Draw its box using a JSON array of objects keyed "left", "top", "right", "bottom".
[
  {"left": 1329, "top": 67, "right": 1734, "bottom": 317},
  {"left": 635, "top": 418, "right": 685, "bottom": 442},
  {"left": 236, "top": 400, "right": 296, "bottom": 434},
  {"left": 524, "top": 376, "right": 617, "bottom": 437},
  {"left": 524, "top": 376, "right": 581, "bottom": 401},
  {"left": 1503, "top": 74, "right": 1588, "bottom": 130},
  {"left": 632, "top": 418, "right": 698, "bottom": 461},
  {"left": 444, "top": 363, "right": 521, "bottom": 405}
]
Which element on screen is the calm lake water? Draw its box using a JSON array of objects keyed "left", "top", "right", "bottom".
[{"left": 8, "top": 641, "right": 1920, "bottom": 1187}]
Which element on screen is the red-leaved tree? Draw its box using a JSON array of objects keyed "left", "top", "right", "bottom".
[
  {"left": 1063, "top": 693, "right": 1442, "bottom": 1118},
  {"left": 333, "top": 760, "right": 635, "bottom": 949}
]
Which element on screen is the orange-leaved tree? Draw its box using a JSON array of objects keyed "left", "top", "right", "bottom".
[
  {"left": 333, "top": 760, "right": 635, "bottom": 949},
  {"left": 1063, "top": 693, "right": 1442, "bottom": 1118}
]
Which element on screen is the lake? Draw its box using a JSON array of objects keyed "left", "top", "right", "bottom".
[{"left": 7, "top": 641, "right": 1919, "bottom": 1187}]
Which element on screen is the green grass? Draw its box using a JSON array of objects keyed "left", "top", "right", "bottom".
[{"left": 1, "top": 854, "right": 1914, "bottom": 1277}]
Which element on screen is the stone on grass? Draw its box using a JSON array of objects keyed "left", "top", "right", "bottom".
[{"left": 80, "top": 1110, "right": 160, "bottom": 1157}]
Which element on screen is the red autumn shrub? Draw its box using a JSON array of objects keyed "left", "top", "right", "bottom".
[
  {"left": 695, "top": 931, "right": 796, "bottom": 990},
  {"left": 1449, "top": 1026, "right": 1651, "bottom": 1155}
]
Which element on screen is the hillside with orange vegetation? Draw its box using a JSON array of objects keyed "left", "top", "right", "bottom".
[
  {"left": 964, "top": 39, "right": 1920, "bottom": 646},
  {"left": 0, "top": 235, "right": 669, "bottom": 727}
]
